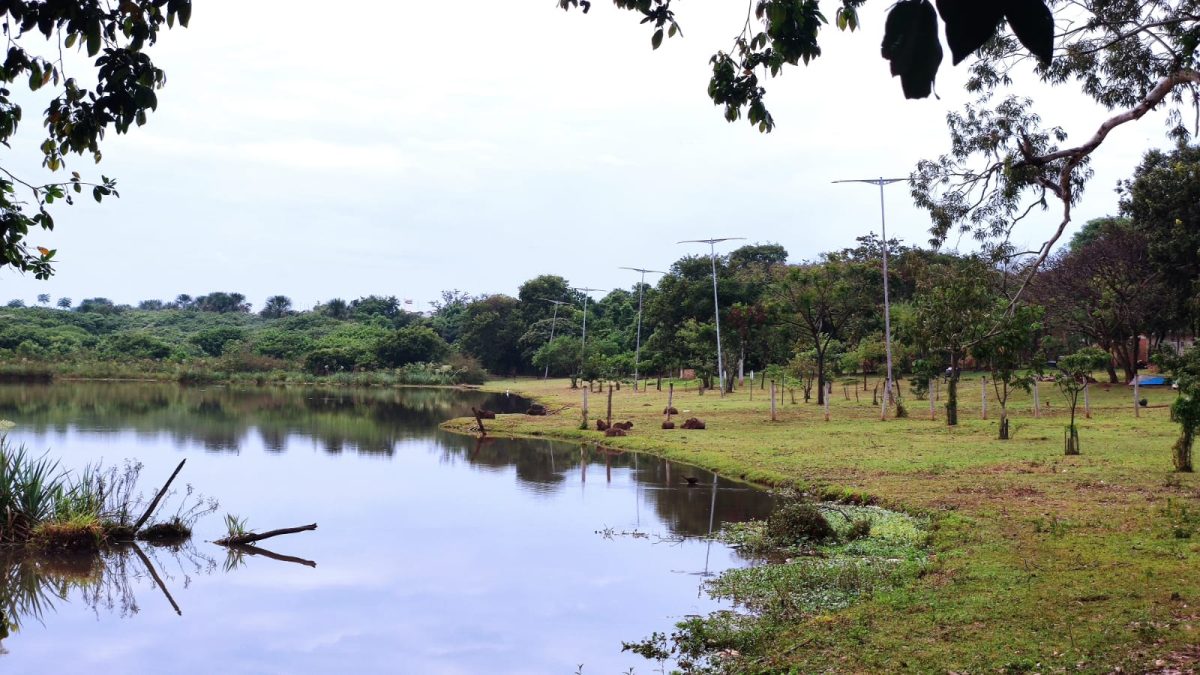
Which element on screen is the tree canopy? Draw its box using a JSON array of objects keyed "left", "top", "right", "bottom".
[{"left": 0, "top": 0, "right": 190, "bottom": 279}]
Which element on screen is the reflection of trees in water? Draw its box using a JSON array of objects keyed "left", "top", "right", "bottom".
[
  {"left": 0, "top": 538, "right": 312, "bottom": 655},
  {"left": 0, "top": 542, "right": 215, "bottom": 650},
  {"left": 0, "top": 383, "right": 525, "bottom": 456},
  {"left": 440, "top": 437, "right": 774, "bottom": 537}
]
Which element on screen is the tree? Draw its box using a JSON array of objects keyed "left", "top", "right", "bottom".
[
  {"left": 193, "top": 292, "right": 250, "bottom": 314},
  {"left": 429, "top": 289, "right": 473, "bottom": 344},
  {"left": 533, "top": 335, "right": 583, "bottom": 386},
  {"left": 190, "top": 327, "right": 245, "bottom": 357},
  {"left": 0, "top": 1, "right": 191, "bottom": 278},
  {"left": 1033, "top": 219, "right": 1174, "bottom": 383},
  {"left": 1157, "top": 345, "right": 1200, "bottom": 472},
  {"left": 349, "top": 295, "right": 402, "bottom": 322},
  {"left": 1120, "top": 143, "right": 1200, "bottom": 330},
  {"left": 375, "top": 326, "right": 450, "bottom": 367},
  {"left": 76, "top": 297, "right": 118, "bottom": 314},
  {"left": 768, "top": 258, "right": 871, "bottom": 405},
  {"left": 6, "top": 299, "right": 25, "bottom": 308},
  {"left": 1054, "top": 347, "right": 1110, "bottom": 455},
  {"left": 318, "top": 298, "right": 350, "bottom": 320},
  {"left": 56, "top": 297, "right": 71, "bottom": 310},
  {"left": 36, "top": 294, "right": 49, "bottom": 306},
  {"left": 457, "top": 295, "right": 527, "bottom": 376},
  {"left": 973, "top": 303, "right": 1043, "bottom": 440},
  {"left": 260, "top": 295, "right": 294, "bottom": 319},
  {"left": 137, "top": 299, "right": 165, "bottom": 311},
  {"left": 911, "top": 256, "right": 995, "bottom": 426}
]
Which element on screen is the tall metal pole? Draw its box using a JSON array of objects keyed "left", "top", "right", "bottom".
[
  {"left": 538, "top": 298, "right": 568, "bottom": 380},
  {"left": 572, "top": 287, "right": 606, "bottom": 374},
  {"left": 833, "top": 178, "right": 905, "bottom": 419},
  {"left": 620, "top": 267, "right": 665, "bottom": 392},
  {"left": 679, "top": 238, "right": 745, "bottom": 396}
]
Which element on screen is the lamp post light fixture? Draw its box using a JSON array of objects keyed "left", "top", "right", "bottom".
[
  {"left": 538, "top": 298, "right": 570, "bottom": 380},
  {"left": 571, "top": 287, "right": 607, "bottom": 368},
  {"left": 619, "top": 266, "right": 666, "bottom": 392},
  {"left": 832, "top": 177, "right": 907, "bottom": 420},
  {"left": 678, "top": 237, "right": 745, "bottom": 396}
]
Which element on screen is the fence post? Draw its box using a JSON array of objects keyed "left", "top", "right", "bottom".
[{"left": 981, "top": 376, "right": 988, "bottom": 420}]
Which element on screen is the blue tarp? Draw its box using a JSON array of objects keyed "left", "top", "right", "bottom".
[{"left": 1130, "top": 375, "right": 1169, "bottom": 386}]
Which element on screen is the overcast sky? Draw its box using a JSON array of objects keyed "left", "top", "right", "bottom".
[{"left": 0, "top": 1, "right": 1176, "bottom": 311}]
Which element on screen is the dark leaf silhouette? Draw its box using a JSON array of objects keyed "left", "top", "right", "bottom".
[
  {"left": 937, "top": 0, "right": 1004, "bottom": 65},
  {"left": 1005, "top": 0, "right": 1055, "bottom": 64},
  {"left": 882, "top": 0, "right": 944, "bottom": 99}
]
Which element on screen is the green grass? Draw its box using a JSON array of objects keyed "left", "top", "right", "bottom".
[{"left": 447, "top": 375, "right": 1199, "bottom": 673}]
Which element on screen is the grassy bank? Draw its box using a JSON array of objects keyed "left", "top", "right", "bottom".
[{"left": 446, "top": 376, "right": 1199, "bottom": 673}]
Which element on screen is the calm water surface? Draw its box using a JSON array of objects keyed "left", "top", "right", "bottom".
[{"left": 0, "top": 383, "right": 772, "bottom": 674}]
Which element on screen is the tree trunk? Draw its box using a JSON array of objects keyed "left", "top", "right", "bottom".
[
  {"left": 1174, "top": 427, "right": 1195, "bottom": 472},
  {"left": 999, "top": 406, "right": 1009, "bottom": 440},
  {"left": 1106, "top": 362, "right": 1118, "bottom": 384},
  {"left": 816, "top": 351, "right": 826, "bottom": 405},
  {"left": 1065, "top": 424, "right": 1080, "bottom": 455}
]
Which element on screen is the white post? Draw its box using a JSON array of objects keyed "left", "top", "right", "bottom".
[
  {"left": 929, "top": 381, "right": 936, "bottom": 420},
  {"left": 770, "top": 381, "right": 777, "bottom": 421},
  {"left": 709, "top": 243, "right": 726, "bottom": 397},
  {"left": 582, "top": 387, "right": 589, "bottom": 426},
  {"left": 981, "top": 376, "right": 988, "bottom": 420},
  {"left": 1134, "top": 375, "right": 1140, "bottom": 418},
  {"left": 1032, "top": 380, "right": 1040, "bottom": 418},
  {"left": 824, "top": 380, "right": 831, "bottom": 421}
]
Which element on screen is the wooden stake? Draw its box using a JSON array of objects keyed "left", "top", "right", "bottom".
[
  {"left": 607, "top": 384, "right": 613, "bottom": 426},
  {"left": 770, "top": 380, "right": 777, "bottom": 421},
  {"left": 667, "top": 382, "right": 674, "bottom": 412},
  {"left": 824, "top": 380, "right": 831, "bottom": 422},
  {"left": 1084, "top": 382, "right": 1091, "bottom": 419},
  {"left": 1032, "top": 380, "right": 1040, "bottom": 418}
]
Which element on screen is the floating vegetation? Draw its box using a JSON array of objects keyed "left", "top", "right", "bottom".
[{"left": 625, "top": 502, "right": 931, "bottom": 673}]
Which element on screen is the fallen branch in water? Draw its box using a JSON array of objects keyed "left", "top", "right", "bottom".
[{"left": 214, "top": 523, "right": 317, "bottom": 547}]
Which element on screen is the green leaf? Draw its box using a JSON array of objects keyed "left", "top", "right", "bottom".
[{"left": 651, "top": 28, "right": 663, "bottom": 49}]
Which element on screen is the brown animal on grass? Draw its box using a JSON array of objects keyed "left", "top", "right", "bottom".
[
  {"left": 526, "top": 404, "right": 547, "bottom": 416},
  {"left": 472, "top": 408, "right": 496, "bottom": 419},
  {"left": 596, "top": 419, "right": 609, "bottom": 431},
  {"left": 661, "top": 421, "right": 675, "bottom": 429},
  {"left": 604, "top": 427, "right": 627, "bottom": 437},
  {"left": 681, "top": 418, "right": 705, "bottom": 430},
  {"left": 663, "top": 406, "right": 679, "bottom": 415},
  {"left": 613, "top": 421, "right": 633, "bottom": 430}
]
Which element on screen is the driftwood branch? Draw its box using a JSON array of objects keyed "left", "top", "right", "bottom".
[
  {"left": 131, "top": 542, "right": 182, "bottom": 616},
  {"left": 229, "top": 543, "right": 317, "bottom": 568},
  {"left": 133, "top": 459, "right": 186, "bottom": 533},
  {"left": 215, "top": 523, "right": 317, "bottom": 547}
]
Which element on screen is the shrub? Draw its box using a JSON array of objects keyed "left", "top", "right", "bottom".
[
  {"left": 190, "top": 326, "right": 245, "bottom": 357},
  {"left": 375, "top": 326, "right": 450, "bottom": 367},
  {"left": 304, "top": 348, "right": 357, "bottom": 375},
  {"left": 766, "top": 502, "right": 834, "bottom": 544},
  {"left": 100, "top": 332, "right": 173, "bottom": 360}
]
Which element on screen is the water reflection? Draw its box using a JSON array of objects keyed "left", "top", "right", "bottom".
[
  {"left": 0, "top": 382, "right": 527, "bottom": 456},
  {"left": 0, "top": 383, "right": 774, "bottom": 673}
]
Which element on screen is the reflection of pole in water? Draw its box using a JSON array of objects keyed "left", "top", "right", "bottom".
[
  {"left": 664, "top": 459, "right": 670, "bottom": 485},
  {"left": 580, "top": 446, "right": 587, "bottom": 485},
  {"left": 605, "top": 450, "right": 612, "bottom": 484},
  {"left": 700, "top": 473, "right": 718, "bottom": 597},
  {"left": 635, "top": 453, "right": 640, "bottom": 527}
]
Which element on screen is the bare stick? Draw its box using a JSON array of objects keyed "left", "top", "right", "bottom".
[
  {"left": 131, "top": 542, "right": 182, "bottom": 616},
  {"left": 133, "top": 459, "right": 186, "bottom": 532},
  {"left": 215, "top": 523, "right": 317, "bottom": 547},
  {"left": 229, "top": 543, "right": 317, "bottom": 568}
]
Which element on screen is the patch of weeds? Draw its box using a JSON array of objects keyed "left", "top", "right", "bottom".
[
  {"left": 633, "top": 503, "right": 931, "bottom": 672},
  {"left": 1030, "top": 515, "right": 1072, "bottom": 537},
  {"left": 137, "top": 517, "right": 192, "bottom": 543},
  {"left": 1158, "top": 498, "right": 1199, "bottom": 540}
]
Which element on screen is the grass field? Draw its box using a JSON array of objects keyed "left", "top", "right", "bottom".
[{"left": 445, "top": 374, "right": 1200, "bottom": 673}]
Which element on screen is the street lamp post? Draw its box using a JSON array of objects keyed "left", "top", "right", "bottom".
[
  {"left": 572, "top": 287, "right": 607, "bottom": 370},
  {"left": 619, "top": 266, "right": 666, "bottom": 392},
  {"left": 538, "top": 298, "right": 569, "bottom": 380},
  {"left": 678, "top": 238, "right": 745, "bottom": 396},
  {"left": 833, "top": 177, "right": 906, "bottom": 420}
]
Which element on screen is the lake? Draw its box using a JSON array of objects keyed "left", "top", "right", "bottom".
[{"left": 0, "top": 383, "right": 773, "bottom": 674}]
